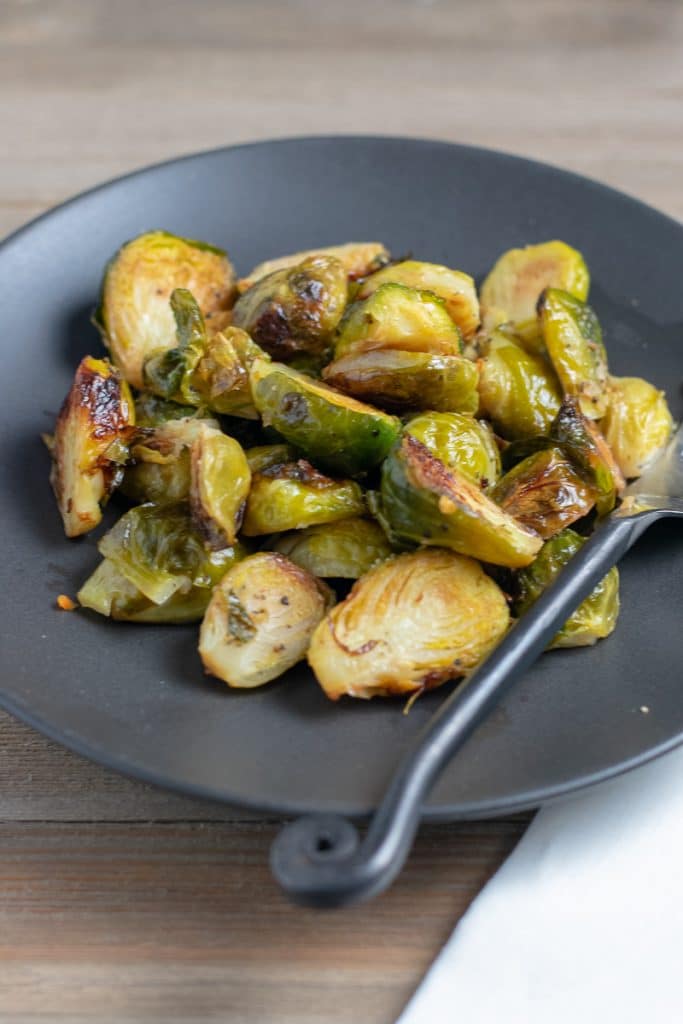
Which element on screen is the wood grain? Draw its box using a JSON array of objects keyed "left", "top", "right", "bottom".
[
  {"left": 0, "top": 819, "right": 526, "bottom": 1023},
  {"left": 0, "top": 1, "right": 681, "bottom": 1020},
  {"left": 1, "top": 0, "right": 682, "bottom": 242}
]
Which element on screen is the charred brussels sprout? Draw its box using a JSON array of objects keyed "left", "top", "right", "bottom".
[
  {"left": 308, "top": 549, "right": 510, "bottom": 700},
  {"left": 78, "top": 541, "right": 244, "bottom": 623},
  {"left": 96, "top": 231, "right": 235, "bottom": 388},
  {"left": 539, "top": 288, "right": 608, "bottom": 419},
  {"left": 238, "top": 242, "right": 389, "bottom": 293},
  {"left": 122, "top": 416, "right": 219, "bottom": 504},
  {"left": 143, "top": 288, "right": 264, "bottom": 418},
  {"left": 380, "top": 435, "right": 542, "bottom": 568},
  {"left": 405, "top": 412, "right": 501, "bottom": 489},
  {"left": 477, "top": 330, "right": 562, "bottom": 439},
  {"left": 515, "top": 529, "right": 620, "bottom": 647},
  {"left": 334, "top": 283, "right": 463, "bottom": 359},
  {"left": 322, "top": 349, "right": 479, "bottom": 414},
  {"left": 81, "top": 502, "right": 242, "bottom": 614},
  {"left": 272, "top": 517, "right": 393, "bottom": 578},
  {"left": 199, "top": 552, "right": 333, "bottom": 688},
  {"left": 50, "top": 356, "right": 135, "bottom": 537},
  {"left": 231, "top": 255, "right": 348, "bottom": 360},
  {"left": 242, "top": 459, "right": 364, "bottom": 536},
  {"left": 356, "top": 260, "right": 480, "bottom": 338},
  {"left": 550, "top": 397, "right": 624, "bottom": 516},
  {"left": 480, "top": 240, "right": 589, "bottom": 330},
  {"left": 491, "top": 447, "right": 596, "bottom": 538},
  {"left": 190, "top": 427, "right": 251, "bottom": 547},
  {"left": 601, "top": 376, "right": 673, "bottom": 479},
  {"left": 249, "top": 358, "right": 400, "bottom": 476}
]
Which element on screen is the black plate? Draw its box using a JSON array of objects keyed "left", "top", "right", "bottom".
[{"left": 1, "top": 136, "right": 682, "bottom": 819}]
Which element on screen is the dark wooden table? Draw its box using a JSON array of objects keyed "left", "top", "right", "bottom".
[{"left": 1, "top": 1, "right": 681, "bottom": 1020}]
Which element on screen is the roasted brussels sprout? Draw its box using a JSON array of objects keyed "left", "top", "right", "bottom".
[
  {"left": 272, "top": 517, "right": 393, "bottom": 578},
  {"left": 245, "top": 443, "right": 298, "bottom": 474},
  {"left": 134, "top": 392, "right": 209, "bottom": 428},
  {"left": 491, "top": 447, "right": 595, "bottom": 538},
  {"left": 93, "top": 502, "right": 240, "bottom": 608},
  {"left": 380, "top": 435, "right": 542, "bottom": 568},
  {"left": 50, "top": 356, "right": 135, "bottom": 537},
  {"left": 143, "top": 289, "right": 263, "bottom": 418},
  {"left": 514, "top": 528, "right": 620, "bottom": 647},
  {"left": 190, "top": 427, "right": 251, "bottom": 547},
  {"left": 122, "top": 416, "right": 219, "bottom": 504},
  {"left": 308, "top": 549, "right": 510, "bottom": 700},
  {"left": 231, "top": 255, "right": 348, "bottom": 359},
  {"left": 405, "top": 412, "right": 501, "bottom": 489},
  {"left": 249, "top": 358, "right": 400, "bottom": 476},
  {"left": 504, "top": 317, "right": 546, "bottom": 359},
  {"left": 199, "top": 552, "right": 334, "bottom": 688},
  {"left": 238, "top": 242, "right": 389, "bottom": 292},
  {"left": 355, "top": 260, "right": 480, "bottom": 338},
  {"left": 78, "top": 542, "right": 245, "bottom": 623},
  {"left": 550, "top": 397, "right": 624, "bottom": 516},
  {"left": 539, "top": 288, "right": 608, "bottom": 418},
  {"left": 322, "top": 349, "right": 479, "bottom": 414},
  {"left": 477, "top": 330, "right": 562, "bottom": 439},
  {"left": 242, "top": 459, "right": 364, "bottom": 536},
  {"left": 96, "top": 231, "right": 235, "bottom": 388},
  {"left": 334, "top": 283, "right": 463, "bottom": 360},
  {"left": 480, "top": 240, "right": 589, "bottom": 330},
  {"left": 601, "top": 376, "right": 673, "bottom": 479}
]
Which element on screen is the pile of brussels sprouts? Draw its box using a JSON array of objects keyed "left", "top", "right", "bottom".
[{"left": 47, "top": 233, "right": 673, "bottom": 700}]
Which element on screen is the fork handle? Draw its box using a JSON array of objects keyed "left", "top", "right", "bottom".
[{"left": 271, "top": 509, "right": 661, "bottom": 908}]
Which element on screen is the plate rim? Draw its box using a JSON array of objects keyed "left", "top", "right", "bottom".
[
  {"left": 2, "top": 133, "right": 682, "bottom": 820},
  {"left": 4, "top": 685, "right": 683, "bottom": 820},
  {"left": 1, "top": 133, "right": 681, "bottom": 256}
]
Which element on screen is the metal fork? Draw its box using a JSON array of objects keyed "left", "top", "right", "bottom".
[{"left": 271, "top": 422, "right": 683, "bottom": 908}]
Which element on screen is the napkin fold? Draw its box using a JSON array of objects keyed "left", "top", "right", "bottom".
[{"left": 398, "top": 744, "right": 683, "bottom": 1024}]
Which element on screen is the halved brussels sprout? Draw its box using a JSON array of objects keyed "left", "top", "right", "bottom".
[
  {"left": 78, "top": 541, "right": 245, "bottom": 623},
  {"left": 94, "top": 502, "right": 241, "bottom": 608},
  {"left": 50, "top": 356, "right": 135, "bottom": 538},
  {"left": 242, "top": 460, "right": 365, "bottom": 536},
  {"left": 491, "top": 447, "right": 596, "bottom": 538},
  {"left": 322, "top": 349, "right": 479, "bottom": 414},
  {"left": 134, "top": 392, "right": 209, "bottom": 428},
  {"left": 238, "top": 242, "right": 390, "bottom": 292},
  {"left": 514, "top": 528, "right": 620, "bottom": 648},
  {"left": 334, "top": 283, "right": 463, "bottom": 360},
  {"left": 190, "top": 427, "right": 251, "bottom": 547},
  {"left": 245, "top": 443, "right": 298, "bottom": 474},
  {"left": 550, "top": 397, "right": 624, "bottom": 516},
  {"left": 122, "top": 416, "right": 219, "bottom": 504},
  {"left": 96, "top": 231, "right": 236, "bottom": 388},
  {"left": 355, "top": 260, "right": 480, "bottom": 338},
  {"left": 477, "top": 330, "right": 562, "bottom": 439},
  {"left": 308, "top": 549, "right": 510, "bottom": 700},
  {"left": 199, "top": 552, "right": 334, "bottom": 688},
  {"left": 231, "top": 255, "right": 348, "bottom": 359},
  {"left": 503, "top": 318, "right": 547, "bottom": 359},
  {"left": 143, "top": 288, "right": 264, "bottom": 418},
  {"left": 249, "top": 358, "right": 400, "bottom": 476},
  {"left": 272, "top": 517, "right": 393, "bottom": 578},
  {"left": 539, "top": 288, "right": 608, "bottom": 418},
  {"left": 405, "top": 412, "right": 501, "bottom": 489},
  {"left": 601, "top": 376, "right": 673, "bottom": 479},
  {"left": 380, "top": 435, "right": 542, "bottom": 568},
  {"left": 480, "top": 240, "right": 589, "bottom": 330}
]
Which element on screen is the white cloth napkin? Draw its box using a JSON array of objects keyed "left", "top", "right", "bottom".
[{"left": 398, "top": 745, "right": 683, "bottom": 1024}]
